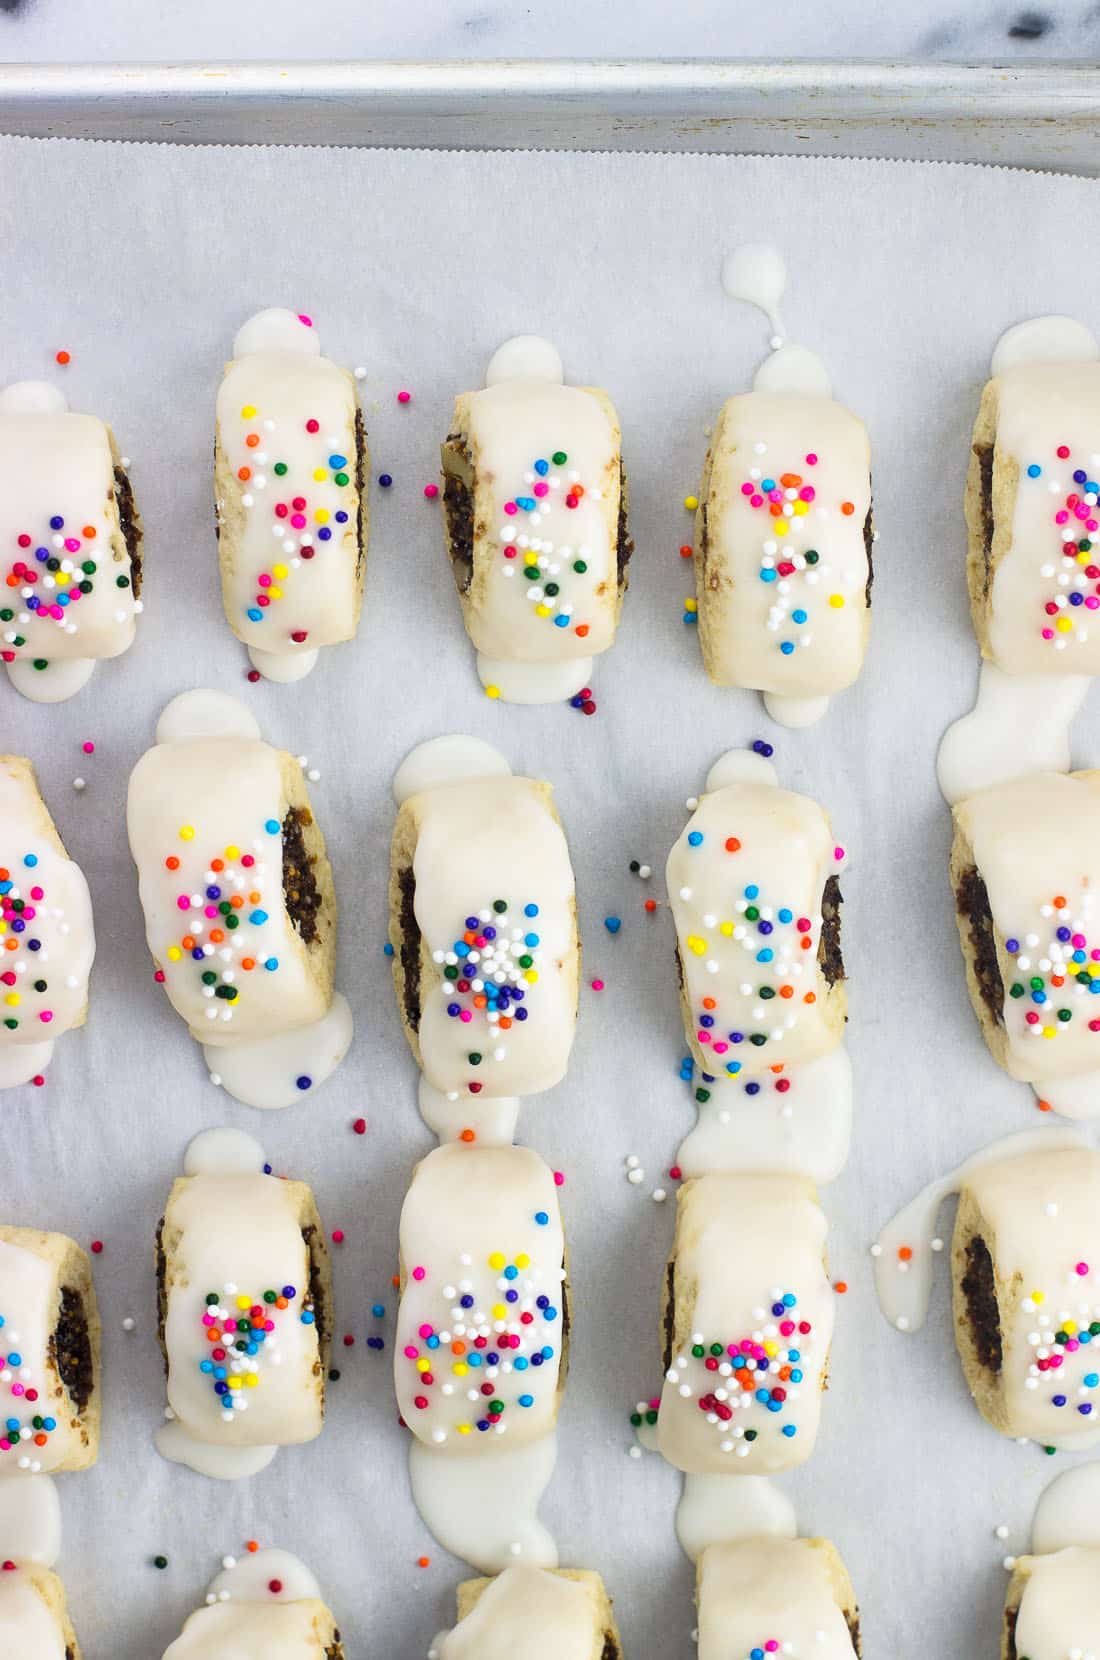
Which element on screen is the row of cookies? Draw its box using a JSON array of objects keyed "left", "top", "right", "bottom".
[{"left": 2, "top": 300, "right": 877, "bottom": 719}]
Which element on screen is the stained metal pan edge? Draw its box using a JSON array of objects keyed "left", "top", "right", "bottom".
[{"left": 0, "top": 60, "right": 1097, "bottom": 170}]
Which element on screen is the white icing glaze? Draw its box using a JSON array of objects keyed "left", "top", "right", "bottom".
[
  {"left": 0, "top": 1570, "right": 65, "bottom": 1657},
  {"left": 705, "top": 748, "right": 779, "bottom": 792},
  {"left": 0, "top": 402, "right": 139, "bottom": 675},
  {"left": 206, "top": 1547, "right": 321, "bottom": 1604},
  {"left": 658, "top": 1174, "right": 835, "bottom": 1474},
  {"left": 763, "top": 692, "right": 832, "bottom": 729},
  {"left": 155, "top": 689, "right": 262, "bottom": 744},
  {"left": 697, "top": 1538, "right": 858, "bottom": 1660},
  {"left": 0, "top": 383, "right": 68, "bottom": 417},
  {"left": 753, "top": 345, "right": 833, "bottom": 399},
  {"left": 675, "top": 1472, "right": 796, "bottom": 1565},
  {"left": 408, "top": 774, "right": 576, "bottom": 1100},
  {"left": 247, "top": 645, "right": 320, "bottom": 683},
  {"left": 417, "top": 1077, "right": 520, "bottom": 1147},
  {"left": 1032, "top": 1462, "right": 1100, "bottom": 1554},
  {"left": 409, "top": 1432, "right": 558, "bottom": 1574},
  {"left": 991, "top": 316, "right": 1099, "bottom": 378},
  {"left": 485, "top": 337, "right": 564, "bottom": 388},
  {"left": 0, "top": 1236, "right": 92, "bottom": 1474},
  {"left": 953, "top": 772, "right": 1100, "bottom": 1089},
  {"left": 1039, "top": 1069, "right": 1100, "bottom": 1120},
  {"left": 159, "top": 1169, "right": 325, "bottom": 1469},
  {"left": 128, "top": 729, "right": 329, "bottom": 1046},
  {"left": 439, "top": 1566, "right": 601, "bottom": 1660},
  {"left": 4, "top": 657, "right": 97, "bottom": 704},
  {"left": 0, "top": 757, "right": 95, "bottom": 1085},
  {"left": 203, "top": 992, "right": 353, "bottom": 1111},
  {"left": 983, "top": 358, "right": 1100, "bottom": 675},
  {"left": 154, "top": 1418, "right": 277, "bottom": 1481},
  {"left": 871, "top": 1126, "right": 1088, "bottom": 1335},
  {"left": 456, "top": 378, "right": 620, "bottom": 683},
  {"left": 666, "top": 776, "right": 845, "bottom": 1081},
  {"left": 396, "top": 1143, "right": 565, "bottom": 1451},
  {"left": 475, "top": 654, "right": 594, "bottom": 705},
  {"left": 937, "top": 662, "right": 1088, "bottom": 804},
  {"left": 232, "top": 308, "right": 322, "bottom": 359},
  {"left": 1014, "top": 1548, "right": 1100, "bottom": 1660},
  {"left": 0, "top": 1040, "right": 55, "bottom": 1089},
  {"left": 392, "top": 734, "right": 511, "bottom": 807},
  {"left": 696, "top": 392, "right": 869, "bottom": 701},
  {"left": 0, "top": 1473, "right": 60, "bottom": 1565},
  {"left": 722, "top": 244, "right": 787, "bottom": 340},
  {"left": 183, "top": 1127, "right": 266, "bottom": 1176},
  {"left": 676, "top": 1046, "right": 853, "bottom": 1186},
  {"left": 217, "top": 332, "right": 361, "bottom": 662}
]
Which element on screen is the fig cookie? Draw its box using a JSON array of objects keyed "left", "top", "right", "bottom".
[
  {"left": 162, "top": 1547, "right": 344, "bottom": 1658},
  {"left": 0, "top": 1565, "right": 82, "bottom": 1659},
  {"left": 440, "top": 335, "right": 632, "bottom": 705},
  {"left": 697, "top": 1537, "right": 861, "bottom": 1660},
  {"left": 435, "top": 1565, "right": 622, "bottom": 1660},
  {"left": 215, "top": 308, "right": 368, "bottom": 684},
  {"left": 0, "top": 1226, "right": 100, "bottom": 1473}
]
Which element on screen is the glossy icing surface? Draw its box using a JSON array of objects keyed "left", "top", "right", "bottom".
[
  {"left": 0, "top": 1238, "right": 76, "bottom": 1474},
  {"left": 0, "top": 1571, "right": 65, "bottom": 1658},
  {"left": 440, "top": 1566, "right": 600, "bottom": 1660},
  {"left": 697, "top": 1538, "right": 857, "bottom": 1660}
]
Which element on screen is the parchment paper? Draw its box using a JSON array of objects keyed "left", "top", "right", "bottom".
[{"left": 1, "top": 139, "right": 1098, "bottom": 1660}]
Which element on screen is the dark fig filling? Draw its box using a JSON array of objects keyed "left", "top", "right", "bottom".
[
  {"left": 863, "top": 501, "right": 875, "bottom": 605},
  {"left": 956, "top": 864, "right": 1004, "bottom": 1025},
  {"left": 662, "top": 1261, "right": 678, "bottom": 1373},
  {"left": 961, "top": 1235, "right": 1003, "bottom": 1373},
  {"left": 1004, "top": 1603, "right": 1018, "bottom": 1660},
  {"left": 52, "top": 1286, "right": 93, "bottom": 1411},
  {"left": 397, "top": 866, "right": 422, "bottom": 1031},
  {"left": 616, "top": 461, "right": 634, "bottom": 588},
  {"left": 301, "top": 1223, "right": 329, "bottom": 1356},
  {"left": 818, "top": 876, "right": 845, "bottom": 987},
  {"left": 282, "top": 806, "right": 322, "bottom": 946},
  {"left": 354, "top": 408, "right": 368, "bottom": 577},
  {"left": 441, "top": 435, "right": 474, "bottom": 595},
  {"left": 113, "top": 463, "right": 142, "bottom": 597},
  {"left": 975, "top": 440, "right": 995, "bottom": 599}
]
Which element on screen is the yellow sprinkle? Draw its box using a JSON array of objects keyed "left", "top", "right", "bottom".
[
  {"left": 272, "top": 563, "right": 289, "bottom": 580},
  {"left": 167, "top": 947, "right": 182, "bottom": 962},
  {"left": 515, "top": 1253, "right": 530, "bottom": 1269},
  {"left": 244, "top": 1373, "right": 259, "bottom": 1387},
  {"left": 1064, "top": 1320, "right": 1079, "bottom": 1335},
  {"left": 224, "top": 844, "right": 240, "bottom": 860},
  {"left": 227, "top": 1377, "right": 242, "bottom": 1390},
  {"left": 492, "top": 1304, "right": 507, "bottom": 1320},
  {"left": 55, "top": 571, "right": 70, "bottom": 587},
  {"left": 314, "top": 509, "right": 330, "bottom": 525},
  {"left": 829, "top": 594, "right": 845, "bottom": 609},
  {"left": 488, "top": 1252, "right": 505, "bottom": 1270},
  {"left": 684, "top": 597, "right": 698, "bottom": 613},
  {"left": 179, "top": 825, "right": 195, "bottom": 842},
  {"left": 453, "top": 1362, "right": 468, "bottom": 1377},
  {"left": 416, "top": 1357, "right": 430, "bottom": 1373},
  {"left": 457, "top": 1424, "right": 471, "bottom": 1435},
  {"left": 269, "top": 586, "right": 283, "bottom": 600},
  {"left": 4, "top": 993, "right": 20, "bottom": 1007},
  {"left": 684, "top": 495, "right": 699, "bottom": 511},
  {"left": 1056, "top": 617, "right": 1073, "bottom": 633},
  {"left": 312, "top": 467, "right": 327, "bottom": 482},
  {"left": 1042, "top": 1026, "right": 1057, "bottom": 1038},
  {"left": 686, "top": 935, "right": 707, "bottom": 956},
  {"left": 792, "top": 500, "right": 809, "bottom": 516},
  {"left": 774, "top": 520, "right": 789, "bottom": 537},
  {"left": 525, "top": 969, "right": 539, "bottom": 985},
  {"left": 485, "top": 685, "right": 500, "bottom": 700},
  {"left": 719, "top": 921, "right": 734, "bottom": 937},
  {"left": 240, "top": 404, "right": 257, "bottom": 419},
  {"left": 536, "top": 604, "right": 552, "bottom": 618},
  {"left": 1032, "top": 1291, "right": 1045, "bottom": 1305},
  {"left": 236, "top": 1295, "right": 251, "bottom": 1309},
  {"left": 763, "top": 1340, "right": 779, "bottom": 1358}
]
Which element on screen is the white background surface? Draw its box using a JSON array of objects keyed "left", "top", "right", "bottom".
[
  {"left": 0, "top": 0, "right": 1085, "bottom": 64},
  {"left": 0, "top": 139, "right": 1099, "bottom": 1660}
]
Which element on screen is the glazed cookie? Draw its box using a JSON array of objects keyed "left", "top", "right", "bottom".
[
  {"left": 163, "top": 1547, "right": 343, "bottom": 1658},
  {"left": 155, "top": 1133, "right": 331, "bottom": 1480},
  {"left": 441, "top": 334, "right": 632, "bottom": 703},
  {"left": 1003, "top": 1548, "right": 1100, "bottom": 1660},
  {"left": 0, "top": 755, "right": 95, "bottom": 1089},
  {"left": 0, "top": 1226, "right": 100, "bottom": 1473},
  {"left": 658, "top": 1173, "right": 834, "bottom": 1474},
  {"left": 390, "top": 741, "right": 578, "bottom": 1105},
  {"left": 127, "top": 690, "right": 351, "bottom": 1110},
  {"left": 396, "top": 1142, "right": 568, "bottom": 1452},
  {"left": 215, "top": 308, "right": 367, "bottom": 684},
  {"left": 0, "top": 379, "right": 142, "bottom": 704},
  {"left": 951, "top": 770, "right": 1100, "bottom": 1117},
  {"left": 952, "top": 1144, "right": 1100, "bottom": 1448},
  {"left": 0, "top": 1564, "right": 82, "bottom": 1658},
  {"left": 439, "top": 1565, "right": 622, "bottom": 1659},
  {"left": 667, "top": 770, "right": 846, "bottom": 1089},
  {"left": 697, "top": 1538, "right": 859, "bottom": 1660},
  {"left": 694, "top": 391, "right": 872, "bottom": 726}
]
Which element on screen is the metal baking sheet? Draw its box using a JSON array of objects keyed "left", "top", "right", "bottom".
[{"left": 0, "top": 60, "right": 1098, "bottom": 171}]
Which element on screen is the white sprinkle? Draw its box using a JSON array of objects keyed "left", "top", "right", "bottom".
[
  {"left": 121, "top": 1316, "right": 135, "bottom": 1333},
  {"left": 685, "top": 797, "right": 699, "bottom": 811},
  {"left": 73, "top": 778, "right": 85, "bottom": 792},
  {"left": 1003, "top": 1556, "right": 1017, "bottom": 1571},
  {"left": 896, "top": 1316, "right": 910, "bottom": 1331},
  {"left": 931, "top": 1238, "right": 944, "bottom": 1252},
  {"left": 208, "top": 1073, "right": 222, "bottom": 1088},
  {"left": 222, "top": 1556, "right": 237, "bottom": 1570},
  {"left": 995, "top": 1525, "right": 1009, "bottom": 1541},
  {"left": 652, "top": 1189, "right": 667, "bottom": 1203},
  {"left": 627, "top": 1168, "right": 645, "bottom": 1186},
  {"left": 354, "top": 366, "right": 367, "bottom": 380},
  {"left": 869, "top": 1243, "right": 883, "bottom": 1258},
  {"left": 639, "top": 865, "right": 652, "bottom": 880},
  {"left": 307, "top": 768, "right": 320, "bottom": 783},
  {"left": 625, "top": 1154, "right": 639, "bottom": 1169}
]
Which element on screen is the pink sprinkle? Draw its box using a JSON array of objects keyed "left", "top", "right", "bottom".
[
  {"left": 741, "top": 482, "right": 754, "bottom": 497},
  {"left": 38, "top": 1010, "right": 52, "bottom": 1024},
  {"left": 1077, "top": 1261, "right": 1090, "bottom": 1276},
  {"left": 412, "top": 1266, "right": 426, "bottom": 1281},
  {"left": 258, "top": 573, "right": 272, "bottom": 587},
  {"left": 290, "top": 514, "right": 307, "bottom": 530},
  {"left": 800, "top": 486, "right": 815, "bottom": 502},
  {"left": 591, "top": 978, "right": 605, "bottom": 991},
  {"left": 298, "top": 314, "right": 313, "bottom": 328},
  {"left": 533, "top": 482, "right": 549, "bottom": 498},
  {"left": 29, "top": 887, "right": 43, "bottom": 902},
  {"left": 1042, "top": 627, "right": 1055, "bottom": 639},
  {"left": 403, "top": 1344, "right": 419, "bottom": 1359},
  {"left": 64, "top": 538, "right": 80, "bottom": 553},
  {"left": 176, "top": 896, "right": 190, "bottom": 911},
  {"left": 332, "top": 1229, "right": 345, "bottom": 1244},
  {"left": 397, "top": 390, "right": 411, "bottom": 404},
  {"left": 553, "top": 1171, "right": 564, "bottom": 1186},
  {"left": 504, "top": 501, "right": 518, "bottom": 516},
  {"left": 750, "top": 493, "right": 764, "bottom": 508},
  {"left": 81, "top": 741, "right": 94, "bottom": 754},
  {"left": 459, "top": 1009, "right": 472, "bottom": 1023},
  {"left": 834, "top": 846, "right": 845, "bottom": 862},
  {"left": 669, "top": 1165, "right": 682, "bottom": 1180},
  {"left": 423, "top": 483, "right": 439, "bottom": 500},
  {"left": 805, "top": 453, "right": 818, "bottom": 465}
]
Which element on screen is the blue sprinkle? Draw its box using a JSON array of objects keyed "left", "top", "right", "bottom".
[
  {"left": 372, "top": 1304, "right": 385, "bottom": 1318},
  {"left": 525, "top": 904, "right": 539, "bottom": 917},
  {"left": 378, "top": 474, "right": 392, "bottom": 488},
  {"left": 779, "top": 640, "right": 795, "bottom": 655},
  {"left": 688, "top": 831, "right": 704, "bottom": 846},
  {"left": 554, "top": 614, "right": 569, "bottom": 627},
  {"left": 534, "top": 1211, "right": 549, "bottom": 1225},
  {"left": 792, "top": 608, "right": 807, "bottom": 624},
  {"left": 759, "top": 568, "right": 777, "bottom": 584},
  {"left": 534, "top": 459, "right": 549, "bottom": 476},
  {"left": 1027, "top": 463, "right": 1042, "bottom": 478},
  {"left": 22, "top": 855, "right": 37, "bottom": 869},
  {"left": 296, "top": 1075, "right": 312, "bottom": 1091},
  {"left": 383, "top": 941, "right": 394, "bottom": 956},
  {"left": 604, "top": 916, "right": 621, "bottom": 934},
  {"left": 264, "top": 818, "right": 280, "bottom": 834},
  {"left": 249, "top": 909, "right": 268, "bottom": 925},
  {"left": 264, "top": 957, "right": 279, "bottom": 971},
  {"left": 328, "top": 453, "right": 347, "bottom": 469}
]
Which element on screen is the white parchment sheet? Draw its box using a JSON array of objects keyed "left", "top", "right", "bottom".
[{"left": 0, "top": 139, "right": 1099, "bottom": 1659}]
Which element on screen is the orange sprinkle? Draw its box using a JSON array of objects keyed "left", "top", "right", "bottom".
[
  {"left": 210, "top": 929, "right": 224, "bottom": 944},
  {"left": 211, "top": 858, "right": 225, "bottom": 872},
  {"left": 498, "top": 1016, "right": 512, "bottom": 1030},
  {"left": 769, "top": 1063, "right": 784, "bottom": 1076},
  {"left": 841, "top": 501, "right": 855, "bottom": 515},
  {"left": 451, "top": 1340, "right": 466, "bottom": 1356},
  {"left": 803, "top": 991, "right": 817, "bottom": 1004},
  {"left": 165, "top": 856, "right": 179, "bottom": 871},
  {"left": 473, "top": 994, "right": 487, "bottom": 1009},
  {"left": 780, "top": 473, "right": 802, "bottom": 488},
  {"left": 1038, "top": 1098, "right": 1053, "bottom": 1114},
  {"left": 241, "top": 957, "right": 256, "bottom": 971},
  {"left": 779, "top": 984, "right": 793, "bottom": 999},
  {"left": 417, "top": 1557, "right": 431, "bottom": 1569},
  {"left": 459, "top": 1128, "right": 476, "bottom": 1143},
  {"left": 246, "top": 1541, "right": 259, "bottom": 1554},
  {"left": 392, "top": 1275, "right": 400, "bottom": 1288},
  {"left": 575, "top": 624, "right": 590, "bottom": 638},
  {"left": 1053, "top": 894, "right": 1067, "bottom": 910},
  {"left": 834, "top": 1281, "right": 849, "bottom": 1294},
  {"left": 55, "top": 350, "right": 70, "bottom": 366},
  {"left": 230, "top": 894, "right": 244, "bottom": 909},
  {"left": 702, "top": 996, "right": 717, "bottom": 1010},
  {"left": 898, "top": 1246, "right": 913, "bottom": 1262},
  {"left": 82, "top": 525, "right": 96, "bottom": 539},
  {"left": 725, "top": 836, "right": 741, "bottom": 853},
  {"left": 245, "top": 432, "right": 260, "bottom": 448},
  {"left": 237, "top": 466, "right": 251, "bottom": 482},
  {"left": 181, "top": 935, "right": 196, "bottom": 950}
]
